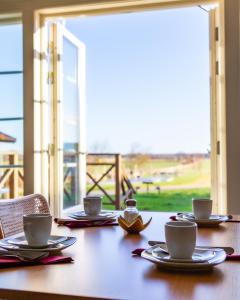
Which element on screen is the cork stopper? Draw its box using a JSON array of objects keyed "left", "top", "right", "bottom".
[{"left": 126, "top": 199, "right": 137, "bottom": 207}]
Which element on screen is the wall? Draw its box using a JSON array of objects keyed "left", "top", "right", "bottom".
[{"left": 224, "top": 0, "right": 240, "bottom": 213}]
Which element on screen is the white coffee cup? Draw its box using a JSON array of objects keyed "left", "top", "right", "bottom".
[
  {"left": 23, "top": 213, "right": 52, "bottom": 247},
  {"left": 192, "top": 198, "right": 212, "bottom": 219},
  {"left": 83, "top": 196, "right": 102, "bottom": 216},
  {"left": 165, "top": 221, "right": 197, "bottom": 259}
]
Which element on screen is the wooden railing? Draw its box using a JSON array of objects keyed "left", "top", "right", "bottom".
[
  {"left": 86, "top": 153, "right": 121, "bottom": 208},
  {"left": 63, "top": 153, "right": 136, "bottom": 209},
  {"left": 0, "top": 153, "right": 24, "bottom": 198},
  {"left": 0, "top": 153, "right": 135, "bottom": 209}
]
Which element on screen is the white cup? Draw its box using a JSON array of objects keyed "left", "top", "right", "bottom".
[
  {"left": 23, "top": 213, "right": 52, "bottom": 247},
  {"left": 192, "top": 198, "right": 212, "bottom": 219},
  {"left": 165, "top": 221, "right": 197, "bottom": 259},
  {"left": 83, "top": 196, "right": 102, "bottom": 216}
]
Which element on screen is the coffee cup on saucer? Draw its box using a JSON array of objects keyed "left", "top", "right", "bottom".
[
  {"left": 83, "top": 196, "right": 102, "bottom": 216},
  {"left": 192, "top": 198, "right": 213, "bottom": 219},
  {"left": 165, "top": 221, "right": 197, "bottom": 259},
  {"left": 23, "top": 213, "right": 52, "bottom": 247}
]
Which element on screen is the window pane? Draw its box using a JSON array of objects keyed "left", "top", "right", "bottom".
[
  {"left": 62, "top": 37, "right": 80, "bottom": 209},
  {"left": 0, "top": 120, "right": 24, "bottom": 198},
  {"left": 0, "top": 21, "right": 23, "bottom": 199},
  {"left": 0, "top": 120, "right": 23, "bottom": 154},
  {"left": 0, "top": 24, "right": 23, "bottom": 71},
  {"left": 66, "top": 7, "right": 211, "bottom": 212},
  {"left": 0, "top": 74, "right": 23, "bottom": 118},
  {"left": 63, "top": 38, "right": 79, "bottom": 143}
]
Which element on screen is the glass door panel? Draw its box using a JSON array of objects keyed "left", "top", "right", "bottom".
[
  {"left": 49, "top": 23, "right": 86, "bottom": 216},
  {"left": 62, "top": 37, "right": 80, "bottom": 209}
]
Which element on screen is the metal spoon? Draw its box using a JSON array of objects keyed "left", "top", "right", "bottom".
[{"left": 0, "top": 250, "right": 49, "bottom": 261}]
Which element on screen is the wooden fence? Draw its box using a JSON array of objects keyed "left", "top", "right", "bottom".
[
  {"left": 0, "top": 153, "right": 24, "bottom": 198},
  {"left": 0, "top": 153, "right": 135, "bottom": 209},
  {"left": 86, "top": 153, "right": 135, "bottom": 209}
]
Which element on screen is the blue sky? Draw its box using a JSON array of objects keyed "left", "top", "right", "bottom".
[
  {"left": 0, "top": 24, "right": 23, "bottom": 152},
  {"left": 66, "top": 6, "right": 210, "bottom": 154},
  {"left": 0, "top": 6, "right": 210, "bottom": 155}
]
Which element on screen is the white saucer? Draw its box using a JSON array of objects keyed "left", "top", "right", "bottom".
[
  {"left": 152, "top": 247, "right": 215, "bottom": 263},
  {"left": 141, "top": 245, "right": 226, "bottom": 271},
  {"left": 0, "top": 235, "right": 76, "bottom": 252},
  {"left": 177, "top": 213, "right": 229, "bottom": 226},
  {"left": 7, "top": 235, "right": 68, "bottom": 249},
  {"left": 70, "top": 211, "right": 116, "bottom": 221}
]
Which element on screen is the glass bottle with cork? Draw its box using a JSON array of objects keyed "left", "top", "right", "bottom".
[{"left": 123, "top": 199, "right": 139, "bottom": 224}]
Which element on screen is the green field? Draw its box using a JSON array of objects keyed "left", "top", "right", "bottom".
[
  {"left": 64, "top": 156, "right": 211, "bottom": 211},
  {"left": 87, "top": 157, "right": 210, "bottom": 190},
  {"left": 102, "top": 188, "right": 210, "bottom": 212}
]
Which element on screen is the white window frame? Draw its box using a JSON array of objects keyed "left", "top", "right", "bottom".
[{"left": 38, "top": 1, "right": 226, "bottom": 215}]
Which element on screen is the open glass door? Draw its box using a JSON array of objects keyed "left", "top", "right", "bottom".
[
  {"left": 49, "top": 23, "right": 86, "bottom": 216},
  {"left": 41, "top": 3, "right": 224, "bottom": 216}
]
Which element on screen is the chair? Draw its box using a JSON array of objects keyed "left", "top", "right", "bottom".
[{"left": 0, "top": 194, "right": 50, "bottom": 239}]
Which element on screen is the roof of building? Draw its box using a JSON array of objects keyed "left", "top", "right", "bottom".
[{"left": 0, "top": 132, "right": 16, "bottom": 143}]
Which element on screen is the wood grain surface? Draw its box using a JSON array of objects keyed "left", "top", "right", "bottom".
[{"left": 0, "top": 212, "right": 239, "bottom": 300}]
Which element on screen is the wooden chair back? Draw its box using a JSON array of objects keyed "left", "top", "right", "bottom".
[{"left": 0, "top": 194, "right": 50, "bottom": 239}]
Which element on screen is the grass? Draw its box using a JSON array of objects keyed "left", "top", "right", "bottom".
[
  {"left": 102, "top": 188, "right": 210, "bottom": 212},
  {"left": 86, "top": 158, "right": 210, "bottom": 191},
  {"left": 65, "top": 157, "right": 211, "bottom": 211}
]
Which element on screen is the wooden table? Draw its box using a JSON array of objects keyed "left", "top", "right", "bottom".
[{"left": 0, "top": 212, "right": 240, "bottom": 300}]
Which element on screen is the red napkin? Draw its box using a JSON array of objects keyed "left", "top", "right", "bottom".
[
  {"left": 0, "top": 255, "right": 73, "bottom": 268},
  {"left": 225, "top": 215, "right": 240, "bottom": 223},
  {"left": 131, "top": 248, "right": 239, "bottom": 260},
  {"left": 225, "top": 220, "right": 240, "bottom": 223},
  {"left": 225, "top": 255, "right": 240, "bottom": 260},
  {"left": 132, "top": 248, "right": 145, "bottom": 256},
  {"left": 54, "top": 218, "right": 119, "bottom": 228}
]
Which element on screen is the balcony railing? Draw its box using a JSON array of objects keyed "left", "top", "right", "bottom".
[
  {"left": 0, "top": 153, "right": 135, "bottom": 209},
  {"left": 0, "top": 153, "right": 24, "bottom": 198},
  {"left": 63, "top": 153, "right": 135, "bottom": 209}
]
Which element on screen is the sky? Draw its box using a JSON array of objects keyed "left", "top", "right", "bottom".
[
  {"left": 65, "top": 6, "right": 210, "bottom": 154},
  {"left": 0, "top": 24, "right": 23, "bottom": 153},
  {"left": 0, "top": 6, "right": 210, "bottom": 155}
]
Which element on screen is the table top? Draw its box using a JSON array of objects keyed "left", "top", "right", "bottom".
[{"left": 0, "top": 211, "right": 240, "bottom": 300}]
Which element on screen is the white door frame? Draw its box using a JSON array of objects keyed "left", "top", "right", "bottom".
[
  {"left": 33, "top": 0, "right": 231, "bottom": 214},
  {"left": 45, "top": 22, "right": 86, "bottom": 217},
  {"left": 209, "top": 7, "right": 227, "bottom": 214}
]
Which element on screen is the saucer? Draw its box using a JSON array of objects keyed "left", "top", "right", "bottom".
[
  {"left": 7, "top": 235, "right": 68, "bottom": 249},
  {"left": 152, "top": 247, "right": 215, "bottom": 263},
  {"left": 177, "top": 213, "right": 229, "bottom": 226},
  {"left": 141, "top": 245, "right": 226, "bottom": 271},
  {"left": 0, "top": 235, "right": 76, "bottom": 252},
  {"left": 69, "top": 211, "right": 116, "bottom": 221}
]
